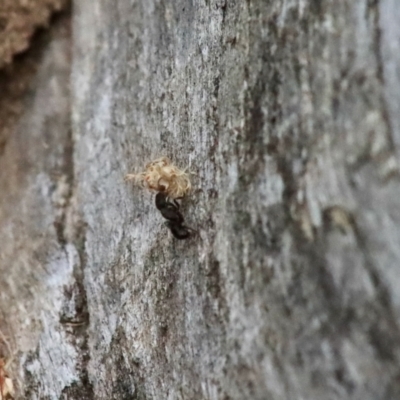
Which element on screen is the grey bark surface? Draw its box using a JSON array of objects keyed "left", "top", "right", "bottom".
[{"left": 1, "top": 1, "right": 400, "bottom": 399}]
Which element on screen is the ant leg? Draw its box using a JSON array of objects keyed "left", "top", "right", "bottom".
[{"left": 173, "top": 196, "right": 184, "bottom": 209}]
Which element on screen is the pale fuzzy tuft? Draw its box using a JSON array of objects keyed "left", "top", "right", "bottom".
[{"left": 125, "top": 157, "right": 192, "bottom": 198}]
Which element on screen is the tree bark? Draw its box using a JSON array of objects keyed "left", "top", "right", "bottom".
[
  {"left": 1, "top": 1, "right": 400, "bottom": 399},
  {"left": 0, "top": 0, "right": 68, "bottom": 67}
]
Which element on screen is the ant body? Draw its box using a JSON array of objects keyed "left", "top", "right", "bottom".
[
  {"left": 155, "top": 192, "right": 194, "bottom": 240},
  {"left": 164, "top": 221, "right": 192, "bottom": 240},
  {"left": 155, "top": 192, "right": 184, "bottom": 224}
]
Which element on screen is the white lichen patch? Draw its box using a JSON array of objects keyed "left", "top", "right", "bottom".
[{"left": 125, "top": 157, "right": 192, "bottom": 198}]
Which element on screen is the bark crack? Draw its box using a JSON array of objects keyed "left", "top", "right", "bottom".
[
  {"left": 369, "top": 0, "right": 398, "bottom": 178},
  {"left": 50, "top": 12, "right": 93, "bottom": 396},
  {"left": 56, "top": 120, "right": 94, "bottom": 400}
]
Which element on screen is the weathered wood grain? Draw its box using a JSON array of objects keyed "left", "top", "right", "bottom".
[{"left": 1, "top": 1, "right": 400, "bottom": 399}]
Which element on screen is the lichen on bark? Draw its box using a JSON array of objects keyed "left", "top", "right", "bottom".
[{"left": 1, "top": 1, "right": 400, "bottom": 399}]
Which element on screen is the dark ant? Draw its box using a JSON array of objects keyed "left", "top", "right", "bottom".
[
  {"left": 164, "top": 221, "right": 192, "bottom": 240},
  {"left": 155, "top": 192, "right": 194, "bottom": 240},
  {"left": 155, "top": 192, "right": 184, "bottom": 224}
]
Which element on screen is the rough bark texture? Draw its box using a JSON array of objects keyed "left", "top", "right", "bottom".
[
  {"left": 1, "top": 1, "right": 400, "bottom": 399},
  {"left": 0, "top": 0, "right": 68, "bottom": 68}
]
